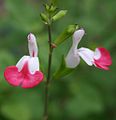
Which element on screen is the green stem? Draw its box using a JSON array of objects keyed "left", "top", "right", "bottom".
[{"left": 43, "top": 24, "right": 53, "bottom": 120}]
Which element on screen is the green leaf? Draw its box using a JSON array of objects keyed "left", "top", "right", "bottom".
[
  {"left": 54, "top": 24, "right": 79, "bottom": 46},
  {"left": 53, "top": 56, "right": 74, "bottom": 80}
]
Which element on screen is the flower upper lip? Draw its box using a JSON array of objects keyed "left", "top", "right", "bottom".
[{"left": 28, "top": 33, "right": 32, "bottom": 40}]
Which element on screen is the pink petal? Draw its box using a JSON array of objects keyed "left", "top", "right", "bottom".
[
  {"left": 94, "top": 62, "right": 109, "bottom": 70},
  {"left": 4, "top": 63, "right": 44, "bottom": 88},
  {"left": 4, "top": 66, "right": 23, "bottom": 86},
  {"left": 94, "top": 47, "right": 112, "bottom": 70}
]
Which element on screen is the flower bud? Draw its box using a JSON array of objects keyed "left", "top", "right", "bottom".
[
  {"left": 44, "top": 4, "right": 50, "bottom": 11},
  {"left": 40, "top": 13, "right": 48, "bottom": 23},
  {"left": 52, "top": 10, "right": 67, "bottom": 21},
  {"left": 49, "top": 5, "right": 57, "bottom": 12}
]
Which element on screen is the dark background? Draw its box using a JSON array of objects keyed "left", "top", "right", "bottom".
[{"left": 0, "top": 0, "right": 116, "bottom": 120}]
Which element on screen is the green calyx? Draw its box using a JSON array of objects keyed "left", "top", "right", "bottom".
[{"left": 54, "top": 24, "right": 79, "bottom": 46}]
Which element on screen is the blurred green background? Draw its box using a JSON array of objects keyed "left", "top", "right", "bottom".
[{"left": 0, "top": 0, "right": 116, "bottom": 120}]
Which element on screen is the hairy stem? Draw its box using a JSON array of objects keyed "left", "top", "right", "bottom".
[{"left": 43, "top": 24, "right": 53, "bottom": 120}]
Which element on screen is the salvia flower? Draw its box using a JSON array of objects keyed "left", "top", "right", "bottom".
[
  {"left": 65, "top": 29, "right": 112, "bottom": 70},
  {"left": 4, "top": 33, "right": 44, "bottom": 88}
]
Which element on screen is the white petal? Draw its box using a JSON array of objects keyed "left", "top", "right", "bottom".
[
  {"left": 16, "top": 56, "right": 30, "bottom": 72},
  {"left": 28, "top": 33, "right": 38, "bottom": 57},
  {"left": 94, "top": 48, "right": 101, "bottom": 60},
  {"left": 28, "top": 57, "right": 40, "bottom": 74},
  {"left": 72, "top": 29, "right": 85, "bottom": 49},
  {"left": 65, "top": 47, "right": 80, "bottom": 68},
  {"left": 78, "top": 47, "right": 94, "bottom": 66}
]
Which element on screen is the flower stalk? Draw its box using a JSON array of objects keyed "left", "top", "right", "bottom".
[{"left": 43, "top": 21, "right": 53, "bottom": 120}]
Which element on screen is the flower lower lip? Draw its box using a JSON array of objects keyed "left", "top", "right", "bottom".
[{"left": 4, "top": 65, "right": 44, "bottom": 88}]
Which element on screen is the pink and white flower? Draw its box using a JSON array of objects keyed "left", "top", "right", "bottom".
[
  {"left": 4, "top": 33, "right": 44, "bottom": 88},
  {"left": 65, "top": 29, "right": 112, "bottom": 70}
]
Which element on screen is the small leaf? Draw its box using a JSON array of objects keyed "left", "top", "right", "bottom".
[
  {"left": 52, "top": 10, "right": 67, "bottom": 21},
  {"left": 54, "top": 24, "right": 79, "bottom": 46},
  {"left": 53, "top": 56, "right": 74, "bottom": 80}
]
